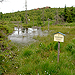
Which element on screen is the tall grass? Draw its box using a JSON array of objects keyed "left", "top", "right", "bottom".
[{"left": 0, "top": 24, "right": 75, "bottom": 75}]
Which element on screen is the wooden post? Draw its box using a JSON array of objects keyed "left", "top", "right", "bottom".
[
  {"left": 54, "top": 32, "right": 65, "bottom": 63},
  {"left": 58, "top": 41, "right": 60, "bottom": 62},
  {"left": 48, "top": 18, "right": 49, "bottom": 31},
  {"left": 18, "top": 23, "right": 19, "bottom": 35},
  {"left": 25, "top": 0, "right": 27, "bottom": 24}
]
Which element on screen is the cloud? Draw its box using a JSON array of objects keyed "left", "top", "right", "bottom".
[{"left": 0, "top": 0, "right": 75, "bottom": 13}]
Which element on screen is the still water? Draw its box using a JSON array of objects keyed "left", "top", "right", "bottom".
[{"left": 8, "top": 27, "right": 48, "bottom": 44}]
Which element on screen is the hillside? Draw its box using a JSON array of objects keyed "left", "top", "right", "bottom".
[{"left": 0, "top": 7, "right": 75, "bottom": 75}]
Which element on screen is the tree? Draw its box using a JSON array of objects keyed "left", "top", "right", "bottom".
[
  {"left": 42, "top": 8, "right": 45, "bottom": 25},
  {"left": 70, "top": 6, "right": 75, "bottom": 21},
  {"left": 66, "top": 10, "right": 73, "bottom": 23},
  {"left": 54, "top": 10, "right": 60, "bottom": 25},
  {"left": 37, "top": 16, "right": 42, "bottom": 26},
  {"left": 64, "top": 5, "right": 67, "bottom": 22},
  {"left": 21, "top": 16, "right": 24, "bottom": 23},
  {"left": 0, "top": 12, "right": 3, "bottom": 19}
]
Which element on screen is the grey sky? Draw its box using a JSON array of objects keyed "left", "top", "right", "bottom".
[{"left": 0, "top": 0, "right": 75, "bottom": 13}]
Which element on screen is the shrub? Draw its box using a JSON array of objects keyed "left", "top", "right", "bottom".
[
  {"left": 41, "top": 61, "right": 59, "bottom": 75},
  {"left": 35, "top": 49, "right": 41, "bottom": 53},
  {"left": 72, "top": 38, "right": 75, "bottom": 44},
  {"left": 23, "top": 50, "right": 33, "bottom": 57},
  {"left": 46, "top": 43, "right": 53, "bottom": 51},
  {"left": 39, "top": 43, "right": 46, "bottom": 50},
  {"left": 0, "top": 41, "right": 8, "bottom": 50},
  {"left": 65, "top": 43, "right": 73, "bottom": 51},
  {"left": 72, "top": 53, "right": 75, "bottom": 60},
  {"left": 0, "top": 69, "right": 3, "bottom": 75},
  {"left": 53, "top": 42, "right": 58, "bottom": 50},
  {"left": 58, "top": 68, "right": 73, "bottom": 75},
  {"left": 0, "top": 55, "right": 5, "bottom": 65},
  {"left": 71, "top": 48, "right": 75, "bottom": 55},
  {"left": 11, "top": 45, "right": 17, "bottom": 51}
]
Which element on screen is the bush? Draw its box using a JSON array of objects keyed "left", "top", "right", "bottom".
[
  {"left": 72, "top": 38, "right": 75, "bottom": 44},
  {"left": 0, "top": 41, "right": 8, "bottom": 50},
  {"left": 0, "top": 55, "right": 5, "bottom": 65},
  {"left": 41, "top": 61, "right": 59, "bottom": 75},
  {"left": 0, "top": 69, "right": 3, "bottom": 75},
  {"left": 53, "top": 42, "right": 58, "bottom": 50},
  {"left": 72, "top": 53, "right": 75, "bottom": 60},
  {"left": 71, "top": 48, "right": 75, "bottom": 55},
  {"left": 23, "top": 50, "right": 33, "bottom": 57},
  {"left": 39, "top": 43, "right": 46, "bottom": 50},
  {"left": 46, "top": 43, "right": 53, "bottom": 51},
  {"left": 11, "top": 45, "right": 17, "bottom": 51},
  {"left": 65, "top": 43, "right": 73, "bottom": 51},
  {"left": 58, "top": 68, "right": 73, "bottom": 75}
]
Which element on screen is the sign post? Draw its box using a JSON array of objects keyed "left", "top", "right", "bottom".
[
  {"left": 54, "top": 32, "right": 65, "bottom": 62},
  {"left": 58, "top": 41, "right": 60, "bottom": 62},
  {"left": 48, "top": 18, "right": 51, "bottom": 32}
]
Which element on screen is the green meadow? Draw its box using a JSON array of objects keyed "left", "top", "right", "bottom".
[
  {"left": 0, "top": 22, "right": 75, "bottom": 75},
  {"left": 0, "top": 6, "right": 75, "bottom": 75}
]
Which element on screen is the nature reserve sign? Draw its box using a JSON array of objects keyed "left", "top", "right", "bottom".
[
  {"left": 54, "top": 32, "right": 65, "bottom": 62},
  {"left": 54, "top": 32, "right": 65, "bottom": 42}
]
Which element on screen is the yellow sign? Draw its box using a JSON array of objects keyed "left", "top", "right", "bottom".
[{"left": 54, "top": 33, "right": 64, "bottom": 42}]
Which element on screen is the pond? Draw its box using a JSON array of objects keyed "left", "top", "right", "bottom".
[{"left": 8, "top": 27, "right": 48, "bottom": 44}]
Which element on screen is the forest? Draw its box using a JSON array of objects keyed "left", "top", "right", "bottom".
[{"left": 0, "top": 5, "right": 75, "bottom": 75}]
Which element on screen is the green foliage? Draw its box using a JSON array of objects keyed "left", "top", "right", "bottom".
[
  {"left": 37, "top": 16, "right": 42, "bottom": 25},
  {"left": 64, "top": 5, "right": 67, "bottom": 21},
  {"left": 71, "top": 48, "right": 75, "bottom": 55},
  {"left": 0, "top": 21, "right": 14, "bottom": 50},
  {"left": 64, "top": 6, "right": 75, "bottom": 23},
  {"left": 65, "top": 43, "right": 73, "bottom": 51},
  {"left": 39, "top": 43, "right": 46, "bottom": 50},
  {"left": 0, "top": 55, "right": 5, "bottom": 64},
  {"left": 66, "top": 10, "right": 73, "bottom": 23},
  {"left": 0, "top": 6, "right": 75, "bottom": 75},
  {"left": 58, "top": 68, "right": 73, "bottom": 75},
  {"left": 11, "top": 45, "right": 17, "bottom": 51},
  {"left": 53, "top": 42, "right": 61, "bottom": 50},
  {"left": 72, "top": 38, "right": 75, "bottom": 44},
  {"left": 0, "top": 12, "right": 3, "bottom": 20},
  {"left": 21, "top": 16, "right": 24, "bottom": 23},
  {"left": 46, "top": 43, "right": 53, "bottom": 51},
  {"left": 23, "top": 49, "right": 33, "bottom": 57},
  {"left": 1, "top": 6, "right": 75, "bottom": 25}
]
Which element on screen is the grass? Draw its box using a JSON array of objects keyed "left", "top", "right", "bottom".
[{"left": 0, "top": 21, "right": 75, "bottom": 75}]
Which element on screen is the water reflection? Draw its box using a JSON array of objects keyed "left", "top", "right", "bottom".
[{"left": 8, "top": 27, "right": 48, "bottom": 44}]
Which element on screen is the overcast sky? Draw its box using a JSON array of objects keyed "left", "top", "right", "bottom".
[{"left": 0, "top": 0, "right": 75, "bottom": 13}]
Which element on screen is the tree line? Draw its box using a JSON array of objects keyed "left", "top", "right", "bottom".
[{"left": 0, "top": 6, "right": 75, "bottom": 24}]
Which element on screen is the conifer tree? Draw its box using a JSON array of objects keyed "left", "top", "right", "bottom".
[
  {"left": 64, "top": 5, "right": 67, "bottom": 22},
  {"left": 70, "top": 6, "right": 74, "bottom": 21},
  {"left": 0, "top": 12, "right": 3, "bottom": 20},
  {"left": 66, "top": 10, "right": 73, "bottom": 23},
  {"left": 21, "top": 16, "right": 24, "bottom": 23}
]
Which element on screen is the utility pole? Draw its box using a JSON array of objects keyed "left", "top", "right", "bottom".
[{"left": 25, "top": 0, "right": 27, "bottom": 24}]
